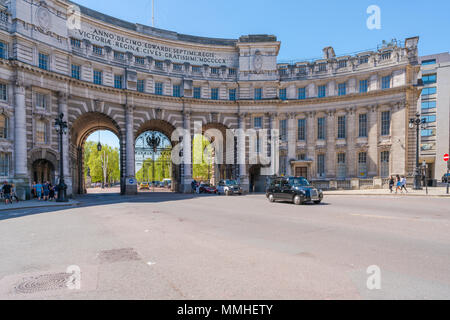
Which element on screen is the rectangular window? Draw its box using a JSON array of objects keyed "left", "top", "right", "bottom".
[
  {"left": 192, "top": 66, "right": 201, "bottom": 73},
  {"left": 173, "top": 64, "right": 183, "bottom": 72},
  {"left": 382, "top": 76, "right": 391, "bottom": 89},
  {"left": 381, "top": 111, "right": 391, "bottom": 136},
  {"left": 338, "top": 60, "right": 347, "bottom": 68},
  {"left": 114, "top": 51, "right": 125, "bottom": 61},
  {"left": 422, "top": 74, "right": 437, "bottom": 85},
  {"left": 337, "top": 116, "right": 346, "bottom": 139},
  {"left": 298, "top": 119, "right": 306, "bottom": 141},
  {"left": 173, "top": 85, "right": 181, "bottom": 97},
  {"left": 297, "top": 66, "right": 307, "bottom": 75},
  {"left": 318, "top": 63, "right": 327, "bottom": 72},
  {"left": 92, "top": 45, "right": 103, "bottom": 56},
  {"left": 422, "top": 115, "right": 436, "bottom": 123},
  {"left": 229, "top": 88, "right": 236, "bottom": 101},
  {"left": 93, "top": 70, "right": 102, "bottom": 85},
  {"left": 35, "top": 93, "right": 48, "bottom": 109},
  {"left": 211, "top": 67, "right": 220, "bottom": 75},
  {"left": 0, "top": 83, "right": 7, "bottom": 101},
  {"left": 254, "top": 88, "right": 262, "bottom": 100},
  {"left": 359, "top": 56, "right": 369, "bottom": 64},
  {"left": 155, "top": 61, "right": 164, "bottom": 70},
  {"left": 228, "top": 68, "right": 236, "bottom": 76},
  {"left": 338, "top": 83, "right": 346, "bottom": 96},
  {"left": 155, "top": 82, "right": 163, "bottom": 95},
  {"left": 337, "top": 153, "right": 346, "bottom": 179},
  {"left": 135, "top": 56, "right": 145, "bottom": 65},
  {"left": 211, "top": 88, "right": 219, "bottom": 100},
  {"left": 298, "top": 87, "right": 306, "bottom": 100},
  {"left": 137, "top": 80, "right": 145, "bottom": 93},
  {"left": 279, "top": 88, "right": 287, "bottom": 100},
  {"left": 279, "top": 68, "right": 288, "bottom": 76},
  {"left": 421, "top": 100, "right": 436, "bottom": 110},
  {"left": 70, "top": 38, "right": 81, "bottom": 48},
  {"left": 0, "top": 115, "right": 8, "bottom": 139},
  {"left": 279, "top": 119, "right": 287, "bottom": 142},
  {"left": 422, "top": 59, "right": 436, "bottom": 66},
  {"left": 0, "top": 41, "right": 6, "bottom": 59},
  {"left": 317, "top": 117, "right": 326, "bottom": 140},
  {"left": 193, "top": 87, "right": 201, "bottom": 99},
  {"left": 254, "top": 117, "right": 262, "bottom": 129},
  {"left": 114, "top": 75, "right": 123, "bottom": 89},
  {"left": 36, "top": 121, "right": 47, "bottom": 144},
  {"left": 380, "top": 151, "right": 390, "bottom": 177},
  {"left": 359, "top": 80, "right": 368, "bottom": 93},
  {"left": 359, "top": 114, "right": 368, "bottom": 137},
  {"left": 318, "top": 85, "right": 326, "bottom": 98},
  {"left": 71, "top": 64, "right": 80, "bottom": 80},
  {"left": 358, "top": 152, "right": 367, "bottom": 178},
  {"left": 317, "top": 154, "right": 325, "bottom": 177},
  {"left": 421, "top": 129, "right": 435, "bottom": 137},
  {"left": 38, "top": 53, "right": 49, "bottom": 70},
  {"left": 0, "top": 153, "right": 9, "bottom": 176},
  {"left": 422, "top": 87, "right": 437, "bottom": 96}
]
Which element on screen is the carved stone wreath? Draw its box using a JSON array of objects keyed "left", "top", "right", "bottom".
[
  {"left": 253, "top": 51, "right": 263, "bottom": 73},
  {"left": 36, "top": 4, "right": 52, "bottom": 33}
]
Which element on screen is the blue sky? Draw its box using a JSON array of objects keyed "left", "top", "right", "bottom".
[{"left": 84, "top": 0, "right": 449, "bottom": 149}]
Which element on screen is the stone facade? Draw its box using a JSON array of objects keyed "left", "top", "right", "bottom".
[{"left": 0, "top": 0, "right": 422, "bottom": 198}]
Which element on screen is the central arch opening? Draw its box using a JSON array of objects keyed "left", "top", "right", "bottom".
[{"left": 135, "top": 131, "right": 173, "bottom": 192}]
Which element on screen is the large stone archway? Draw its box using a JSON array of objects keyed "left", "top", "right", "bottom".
[{"left": 70, "top": 112, "right": 124, "bottom": 195}]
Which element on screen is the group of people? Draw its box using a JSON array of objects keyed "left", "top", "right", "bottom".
[
  {"left": 0, "top": 181, "right": 19, "bottom": 204},
  {"left": 31, "top": 181, "right": 58, "bottom": 201},
  {"left": 389, "top": 175, "right": 409, "bottom": 194}
]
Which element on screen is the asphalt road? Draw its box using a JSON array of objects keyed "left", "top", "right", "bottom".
[{"left": 0, "top": 193, "right": 449, "bottom": 300}]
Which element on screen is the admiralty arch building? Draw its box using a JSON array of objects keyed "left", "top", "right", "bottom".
[{"left": 0, "top": 0, "right": 423, "bottom": 199}]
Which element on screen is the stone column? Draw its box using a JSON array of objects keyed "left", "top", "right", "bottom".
[
  {"left": 287, "top": 113, "right": 297, "bottom": 176},
  {"left": 326, "top": 111, "right": 336, "bottom": 178},
  {"left": 181, "top": 110, "right": 192, "bottom": 193},
  {"left": 346, "top": 107, "right": 356, "bottom": 177},
  {"left": 124, "top": 104, "right": 137, "bottom": 194},
  {"left": 13, "top": 82, "right": 30, "bottom": 200},
  {"left": 306, "top": 112, "right": 316, "bottom": 178},
  {"left": 368, "top": 105, "right": 379, "bottom": 177},
  {"left": 238, "top": 113, "right": 249, "bottom": 192},
  {"left": 58, "top": 92, "right": 72, "bottom": 196},
  {"left": 391, "top": 102, "right": 406, "bottom": 175}
]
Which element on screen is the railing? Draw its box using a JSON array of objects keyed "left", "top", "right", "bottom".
[
  {"left": 359, "top": 179, "right": 374, "bottom": 189},
  {"left": 311, "top": 180, "right": 330, "bottom": 190},
  {"left": 337, "top": 180, "right": 351, "bottom": 190}
]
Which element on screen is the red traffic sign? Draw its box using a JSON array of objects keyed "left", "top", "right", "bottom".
[{"left": 444, "top": 154, "right": 449, "bottom": 162}]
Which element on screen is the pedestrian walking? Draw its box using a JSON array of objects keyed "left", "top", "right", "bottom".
[
  {"left": 35, "top": 181, "right": 43, "bottom": 200},
  {"left": 395, "top": 175, "right": 403, "bottom": 194},
  {"left": 43, "top": 181, "right": 50, "bottom": 201},
  {"left": 11, "top": 184, "right": 19, "bottom": 203},
  {"left": 49, "top": 183, "right": 55, "bottom": 201},
  {"left": 31, "top": 181, "right": 37, "bottom": 199},
  {"left": 2, "top": 181, "right": 12, "bottom": 205},
  {"left": 389, "top": 176, "right": 395, "bottom": 193},
  {"left": 401, "top": 176, "right": 408, "bottom": 193}
]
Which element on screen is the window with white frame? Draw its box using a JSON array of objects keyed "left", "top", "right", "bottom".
[
  {"left": 114, "top": 75, "right": 123, "bottom": 89},
  {"left": 211, "top": 67, "right": 220, "bottom": 75},
  {"left": 318, "top": 85, "right": 326, "bottom": 98},
  {"left": 317, "top": 117, "right": 326, "bottom": 140},
  {"left": 254, "top": 88, "right": 262, "bottom": 100},
  {"left": 135, "top": 56, "right": 145, "bottom": 65},
  {"left": 173, "top": 85, "right": 181, "bottom": 97},
  {"left": 0, "top": 114, "right": 8, "bottom": 139},
  {"left": 38, "top": 52, "right": 49, "bottom": 70},
  {"left": 337, "top": 153, "right": 346, "bottom": 179},
  {"left": 155, "top": 61, "right": 164, "bottom": 70},
  {"left": 298, "top": 87, "right": 306, "bottom": 100},
  {"left": 35, "top": 120, "right": 47, "bottom": 144},
  {"left": 317, "top": 154, "right": 325, "bottom": 177},
  {"left": 338, "top": 83, "right": 346, "bottom": 96},
  {"left": 192, "top": 66, "right": 201, "bottom": 73},
  {"left": 228, "top": 68, "right": 236, "bottom": 76},
  {"left": 114, "top": 51, "right": 125, "bottom": 61},
  {"left": 382, "top": 75, "right": 391, "bottom": 89},
  {"left": 193, "top": 87, "right": 201, "bottom": 99},
  {"left": 35, "top": 93, "right": 49, "bottom": 109},
  {"left": 155, "top": 82, "right": 163, "bottom": 95},
  {"left": 358, "top": 152, "right": 367, "bottom": 178},
  {"left": 359, "top": 79, "right": 368, "bottom": 93},
  {"left": 228, "top": 88, "right": 236, "bottom": 101},
  {"left": 0, "top": 41, "right": 7, "bottom": 59},
  {"left": 254, "top": 117, "right": 262, "bottom": 153},
  {"left": 359, "top": 113, "right": 368, "bottom": 137},
  {"left": 318, "top": 63, "right": 327, "bottom": 72},
  {"left": 71, "top": 64, "right": 81, "bottom": 80},
  {"left": 0, "top": 83, "right": 7, "bottom": 101},
  {"left": 381, "top": 111, "right": 391, "bottom": 136},
  {"left": 173, "top": 64, "right": 183, "bottom": 72},
  {"left": 380, "top": 151, "right": 390, "bottom": 177},
  {"left": 279, "top": 88, "right": 287, "bottom": 100},
  {"left": 93, "top": 70, "right": 102, "bottom": 85},
  {"left": 70, "top": 38, "right": 81, "bottom": 49},
  {"left": 338, "top": 60, "right": 347, "bottom": 68},
  {"left": 137, "top": 79, "right": 145, "bottom": 93},
  {"left": 0, "top": 153, "right": 10, "bottom": 176},
  {"left": 211, "top": 88, "right": 219, "bottom": 100},
  {"left": 92, "top": 45, "right": 103, "bottom": 56},
  {"left": 337, "top": 116, "right": 346, "bottom": 139},
  {"left": 279, "top": 119, "right": 287, "bottom": 142},
  {"left": 298, "top": 119, "right": 306, "bottom": 141}
]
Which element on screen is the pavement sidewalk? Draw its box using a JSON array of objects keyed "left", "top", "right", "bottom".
[
  {"left": 0, "top": 199, "right": 80, "bottom": 212},
  {"left": 324, "top": 187, "right": 450, "bottom": 197}
]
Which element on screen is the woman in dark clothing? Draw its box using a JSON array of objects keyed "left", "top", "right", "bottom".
[{"left": 389, "top": 176, "right": 395, "bottom": 193}]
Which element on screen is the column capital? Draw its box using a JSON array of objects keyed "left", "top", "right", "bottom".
[
  {"left": 58, "top": 91, "right": 68, "bottom": 103},
  {"left": 288, "top": 112, "right": 296, "bottom": 120},
  {"left": 370, "top": 104, "right": 379, "bottom": 112},
  {"left": 125, "top": 104, "right": 135, "bottom": 113}
]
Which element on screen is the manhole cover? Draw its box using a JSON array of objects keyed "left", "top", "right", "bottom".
[
  {"left": 14, "top": 273, "right": 70, "bottom": 294},
  {"left": 98, "top": 248, "right": 141, "bottom": 264}
]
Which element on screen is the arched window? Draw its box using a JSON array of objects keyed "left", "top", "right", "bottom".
[{"left": 0, "top": 114, "right": 8, "bottom": 139}]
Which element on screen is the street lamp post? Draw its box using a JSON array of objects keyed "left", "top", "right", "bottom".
[
  {"left": 54, "top": 113, "right": 68, "bottom": 202},
  {"left": 146, "top": 133, "right": 161, "bottom": 192},
  {"left": 409, "top": 113, "right": 427, "bottom": 190}
]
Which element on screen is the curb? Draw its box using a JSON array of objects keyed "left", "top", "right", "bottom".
[
  {"left": 324, "top": 193, "right": 450, "bottom": 198},
  {"left": 0, "top": 201, "right": 80, "bottom": 212}
]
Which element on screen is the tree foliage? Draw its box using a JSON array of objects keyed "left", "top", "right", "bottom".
[{"left": 84, "top": 141, "right": 120, "bottom": 183}]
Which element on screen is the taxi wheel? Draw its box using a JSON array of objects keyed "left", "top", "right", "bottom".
[
  {"left": 268, "top": 194, "right": 275, "bottom": 203},
  {"left": 293, "top": 195, "right": 303, "bottom": 205}
]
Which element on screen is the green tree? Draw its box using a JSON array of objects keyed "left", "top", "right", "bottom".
[
  {"left": 84, "top": 141, "right": 120, "bottom": 184},
  {"left": 192, "top": 134, "right": 213, "bottom": 181}
]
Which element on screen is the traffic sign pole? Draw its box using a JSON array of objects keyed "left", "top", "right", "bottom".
[{"left": 445, "top": 154, "right": 449, "bottom": 194}]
